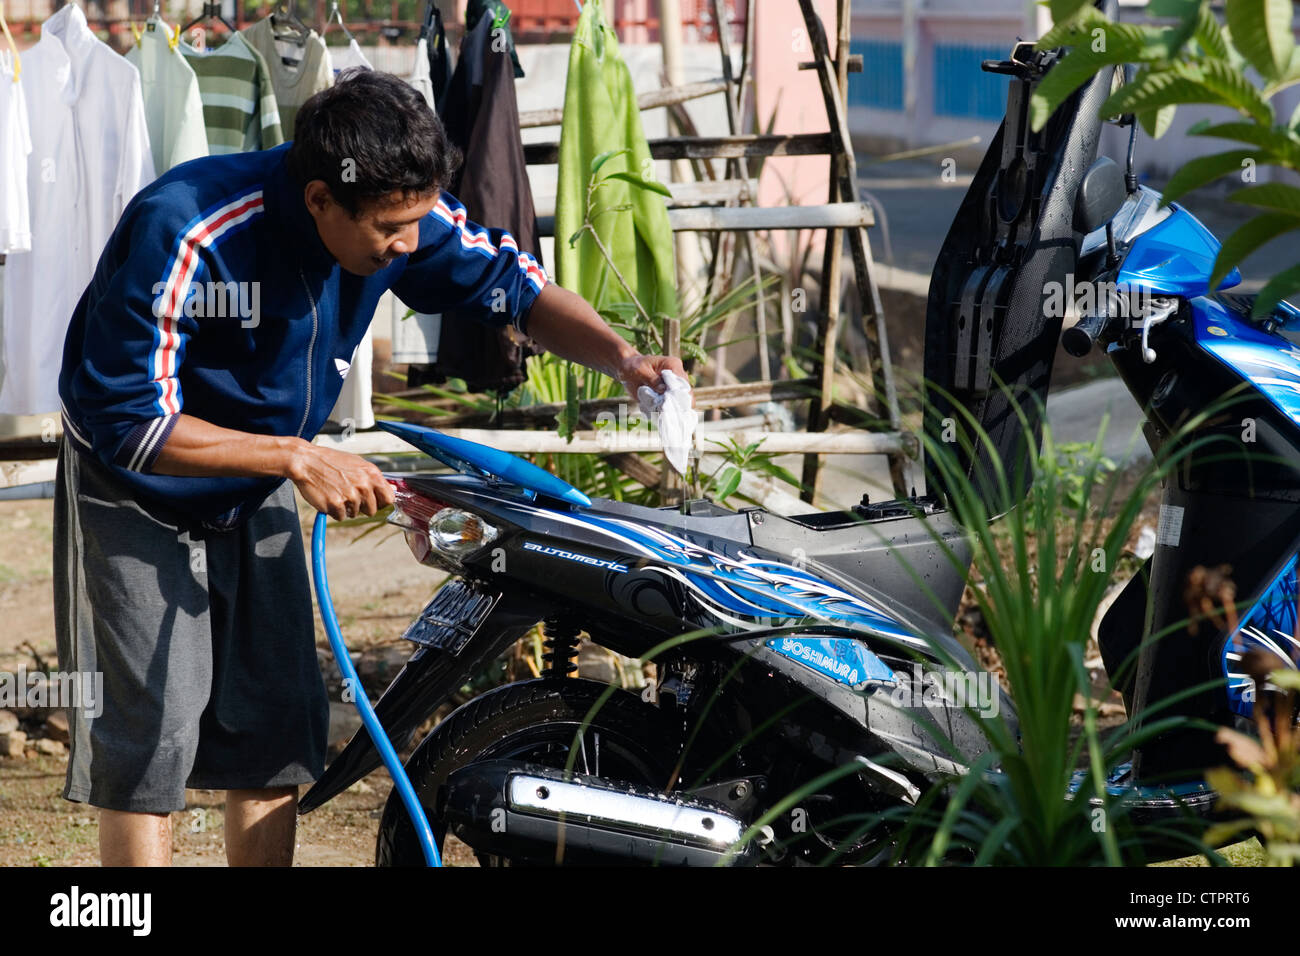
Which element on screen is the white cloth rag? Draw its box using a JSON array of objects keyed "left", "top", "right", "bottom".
[{"left": 637, "top": 369, "right": 698, "bottom": 476}]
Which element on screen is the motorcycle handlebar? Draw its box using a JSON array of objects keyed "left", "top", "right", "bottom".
[{"left": 1061, "top": 310, "right": 1111, "bottom": 357}]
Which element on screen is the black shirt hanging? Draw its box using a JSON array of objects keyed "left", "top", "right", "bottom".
[{"left": 407, "top": 5, "right": 543, "bottom": 395}]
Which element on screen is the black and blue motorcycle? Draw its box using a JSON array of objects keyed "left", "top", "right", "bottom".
[{"left": 298, "top": 21, "right": 1300, "bottom": 866}]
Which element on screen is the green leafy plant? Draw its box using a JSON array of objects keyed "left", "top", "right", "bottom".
[
  {"left": 514, "top": 148, "right": 778, "bottom": 499},
  {"left": 840, "top": 381, "right": 1254, "bottom": 865},
  {"left": 701, "top": 435, "right": 803, "bottom": 505},
  {"left": 513, "top": 350, "right": 653, "bottom": 502},
  {"left": 1023, "top": 439, "right": 1118, "bottom": 532},
  {"left": 1031, "top": 0, "right": 1300, "bottom": 315},
  {"left": 374, "top": 366, "right": 497, "bottom": 419}
]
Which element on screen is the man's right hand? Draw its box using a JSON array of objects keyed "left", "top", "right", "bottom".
[{"left": 286, "top": 443, "right": 395, "bottom": 521}]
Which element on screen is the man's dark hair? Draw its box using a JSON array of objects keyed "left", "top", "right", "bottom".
[{"left": 287, "top": 68, "right": 462, "bottom": 216}]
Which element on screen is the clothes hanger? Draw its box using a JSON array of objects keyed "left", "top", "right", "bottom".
[
  {"left": 145, "top": 0, "right": 160, "bottom": 31},
  {"left": 417, "top": 0, "right": 433, "bottom": 41},
  {"left": 0, "top": 1, "right": 20, "bottom": 83},
  {"left": 181, "top": 1, "right": 236, "bottom": 38},
  {"left": 269, "top": 0, "right": 311, "bottom": 47},
  {"left": 324, "top": 0, "right": 354, "bottom": 43}
]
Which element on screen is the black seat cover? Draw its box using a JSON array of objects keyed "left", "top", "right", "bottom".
[{"left": 923, "top": 32, "right": 1117, "bottom": 515}]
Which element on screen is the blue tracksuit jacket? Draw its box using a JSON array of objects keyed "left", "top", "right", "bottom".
[{"left": 57, "top": 143, "right": 547, "bottom": 528}]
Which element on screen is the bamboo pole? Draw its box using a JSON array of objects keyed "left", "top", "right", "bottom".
[
  {"left": 518, "top": 79, "right": 730, "bottom": 128},
  {"left": 524, "top": 132, "right": 837, "bottom": 165},
  {"left": 314, "top": 428, "right": 911, "bottom": 457},
  {"left": 658, "top": 0, "right": 690, "bottom": 504},
  {"left": 709, "top": 0, "right": 768, "bottom": 383}
]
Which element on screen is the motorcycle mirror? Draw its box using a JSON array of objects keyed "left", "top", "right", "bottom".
[
  {"left": 1104, "top": 64, "right": 1136, "bottom": 127},
  {"left": 1074, "top": 156, "right": 1127, "bottom": 234}
]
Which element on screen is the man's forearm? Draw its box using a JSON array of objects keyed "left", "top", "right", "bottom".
[
  {"left": 150, "top": 414, "right": 306, "bottom": 479},
  {"left": 522, "top": 282, "right": 692, "bottom": 401},
  {"left": 149, "top": 414, "right": 393, "bottom": 519},
  {"left": 524, "top": 283, "right": 637, "bottom": 378}
]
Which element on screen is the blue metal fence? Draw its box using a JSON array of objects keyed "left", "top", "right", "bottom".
[
  {"left": 848, "top": 39, "right": 904, "bottom": 111},
  {"left": 933, "top": 43, "right": 1006, "bottom": 119}
]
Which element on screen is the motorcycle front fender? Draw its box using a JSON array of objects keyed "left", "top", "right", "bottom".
[{"left": 297, "top": 581, "right": 546, "bottom": 814}]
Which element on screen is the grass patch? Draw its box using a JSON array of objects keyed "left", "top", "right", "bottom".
[{"left": 1157, "top": 837, "right": 1267, "bottom": 867}]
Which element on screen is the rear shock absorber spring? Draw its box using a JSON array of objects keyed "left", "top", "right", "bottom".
[{"left": 541, "top": 616, "right": 581, "bottom": 678}]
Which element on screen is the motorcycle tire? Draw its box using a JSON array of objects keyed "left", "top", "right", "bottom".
[{"left": 375, "top": 678, "right": 679, "bottom": 867}]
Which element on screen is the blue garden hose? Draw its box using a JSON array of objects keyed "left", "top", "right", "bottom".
[{"left": 310, "top": 512, "right": 442, "bottom": 867}]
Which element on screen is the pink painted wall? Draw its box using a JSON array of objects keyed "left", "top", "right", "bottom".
[
  {"left": 754, "top": 0, "right": 837, "bottom": 255},
  {"left": 614, "top": 0, "right": 653, "bottom": 44}
]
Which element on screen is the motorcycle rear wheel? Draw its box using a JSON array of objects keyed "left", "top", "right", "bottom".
[{"left": 374, "top": 678, "right": 678, "bottom": 867}]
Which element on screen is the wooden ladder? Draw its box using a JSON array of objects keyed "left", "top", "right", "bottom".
[
  {"left": 795, "top": 0, "right": 908, "bottom": 503},
  {"left": 525, "top": 0, "right": 912, "bottom": 506}
]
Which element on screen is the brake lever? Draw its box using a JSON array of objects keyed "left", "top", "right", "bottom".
[{"left": 1137, "top": 297, "right": 1179, "bottom": 364}]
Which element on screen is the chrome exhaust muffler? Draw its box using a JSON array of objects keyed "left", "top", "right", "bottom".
[{"left": 443, "top": 760, "right": 757, "bottom": 866}]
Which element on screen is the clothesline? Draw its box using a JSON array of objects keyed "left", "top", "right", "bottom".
[
  {"left": 0, "top": 0, "right": 563, "bottom": 419},
  {"left": 0, "top": 0, "right": 699, "bottom": 491},
  {"left": 0, "top": 2, "right": 389, "bottom": 419}
]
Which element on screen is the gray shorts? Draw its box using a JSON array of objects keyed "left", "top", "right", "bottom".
[{"left": 53, "top": 441, "right": 329, "bottom": 813}]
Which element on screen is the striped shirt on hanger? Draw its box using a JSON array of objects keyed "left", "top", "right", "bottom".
[{"left": 180, "top": 32, "right": 285, "bottom": 154}]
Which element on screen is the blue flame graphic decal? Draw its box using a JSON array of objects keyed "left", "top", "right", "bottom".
[{"left": 1222, "top": 553, "right": 1300, "bottom": 717}]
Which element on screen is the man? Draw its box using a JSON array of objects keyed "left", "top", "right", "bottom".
[{"left": 55, "top": 69, "right": 686, "bottom": 866}]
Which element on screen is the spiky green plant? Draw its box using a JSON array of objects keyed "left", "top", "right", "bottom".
[{"left": 841, "top": 380, "right": 1273, "bottom": 865}]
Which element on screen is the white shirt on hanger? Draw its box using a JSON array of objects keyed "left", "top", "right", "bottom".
[
  {"left": 0, "top": 51, "right": 32, "bottom": 254},
  {"left": 408, "top": 37, "right": 434, "bottom": 109},
  {"left": 126, "top": 21, "right": 209, "bottom": 175},
  {"left": 322, "top": 38, "right": 375, "bottom": 431},
  {"left": 331, "top": 39, "right": 372, "bottom": 72},
  {"left": 0, "top": 3, "right": 155, "bottom": 416}
]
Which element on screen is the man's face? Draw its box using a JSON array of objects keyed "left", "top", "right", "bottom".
[{"left": 304, "top": 181, "right": 439, "bottom": 276}]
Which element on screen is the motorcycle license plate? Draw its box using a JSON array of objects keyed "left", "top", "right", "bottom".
[{"left": 400, "top": 580, "right": 501, "bottom": 654}]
